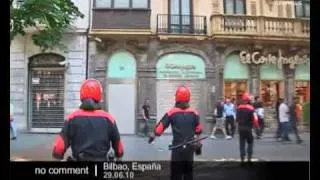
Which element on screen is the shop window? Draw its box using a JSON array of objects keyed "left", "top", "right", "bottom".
[
  {"left": 295, "top": 81, "right": 310, "bottom": 104},
  {"left": 260, "top": 81, "right": 285, "bottom": 107},
  {"left": 224, "top": 81, "right": 247, "bottom": 104}
]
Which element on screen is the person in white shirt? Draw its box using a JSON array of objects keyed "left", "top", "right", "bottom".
[
  {"left": 10, "top": 102, "right": 17, "bottom": 140},
  {"left": 278, "top": 98, "right": 291, "bottom": 141}
]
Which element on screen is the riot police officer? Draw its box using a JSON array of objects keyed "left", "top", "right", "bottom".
[
  {"left": 52, "top": 79, "right": 124, "bottom": 161},
  {"left": 236, "top": 92, "right": 259, "bottom": 163},
  {"left": 148, "top": 86, "right": 203, "bottom": 180}
]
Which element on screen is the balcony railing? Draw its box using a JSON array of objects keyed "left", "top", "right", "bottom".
[
  {"left": 211, "top": 14, "right": 309, "bottom": 38},
  {"left": 157, "top": 14, "right": 207, "bottom": 35}
]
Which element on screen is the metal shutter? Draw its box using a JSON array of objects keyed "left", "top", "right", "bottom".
[
  {"left": 156, "top": 80, "right": 206, "bottom": 133},
  {"left": 30, "top": 68, "right": 65, "bottom": 128}
]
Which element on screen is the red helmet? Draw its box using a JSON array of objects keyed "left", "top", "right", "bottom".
[
  {"left": 80, "top": 79, "right": 102, "bottom": 102},
  {"left": 241, "top": 92, "right": 251, "bottom": 102},
  {"left": 175, "top": 86, "right": 191, "bottom": 102}
]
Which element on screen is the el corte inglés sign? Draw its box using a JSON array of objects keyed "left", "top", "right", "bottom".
[{"left": 239, "top": 50, "right": 309, "bottom": 69}]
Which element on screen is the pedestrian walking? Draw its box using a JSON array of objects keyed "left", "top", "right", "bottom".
[
  {"left": 52, "top": 79, "right": 124, "bottom": 161},
  {"left": 10, "top": 102, "right": 17, "bottom": 140},
  {"left": 148, "top": 86, "right": 203, "bottom": 180},
  {"left": 289, "top": 97, "right": 303, "bottom": 144},
  {"left": 236, "top": 92, "right": 259, "bottom": 163},
  {"left": 142, "top": 98, "right": 151, "bottom": 136},
  {"left": 253, "top": 96, "right": 264, "bottom": 139},
  {"left": 210, "top": 97, "right": 228, "bottom": 139},
  {"left": 224, "top": 98, "right": 236, "bottom": 139},
  {"left": 275, "top": 98, "right": 282, "bottom": 139},
  {"left": 279, "top": 98, "right": 291, "bottom": 142}
]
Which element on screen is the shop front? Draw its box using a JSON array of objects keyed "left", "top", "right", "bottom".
[
  {"left": 156, "top": 53, "right": 207, "bottom": 133},
  {"left": 259, "top": 63, "right": 285, "bottom": 107},
  {"left": 223, "top": 51, "right": 249, "bottom": 104}
]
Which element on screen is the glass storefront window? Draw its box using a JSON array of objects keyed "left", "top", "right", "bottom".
[
  {"left": 295, "top": 81, "right": 310, "bottom": 104},
  {"left": 224, "top": 81, "right": 247, "bottom": 104},
  {"left": 260, "top": 81, "right": 285, "bottom": 107}
]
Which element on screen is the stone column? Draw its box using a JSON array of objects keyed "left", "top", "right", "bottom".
[
  {"left": 285, "top": 66, "right": 295, "bottom": 105},
  {"left": 250, "top": 64, "right": 260, "bottom": 96},
  {"left": 136, "top": 39, "right": 159, "bottom": 134},
  {"left": 88, "top": 40, "right": 97, "bottom": 79}
]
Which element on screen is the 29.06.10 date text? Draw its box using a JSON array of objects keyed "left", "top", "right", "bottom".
[{"left": 104, "top": 171, "right": 134, "bottom": 179}]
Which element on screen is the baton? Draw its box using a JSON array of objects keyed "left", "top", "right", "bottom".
[{"left": 168, "top": 136, "right": 208, "bottom": 150}]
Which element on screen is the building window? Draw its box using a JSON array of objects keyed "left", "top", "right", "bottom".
[
  {"left": 95, "top": 0, "right": 149, "bottom": 9},
  {"left": 224, "top": 0, "right": 246, "bottom": 14},
  {"left": 132, "top": 0, "right": 148, "bottom": 8},
  {"left": 295, "top": 0, "right": 310, "bottom": 17}
]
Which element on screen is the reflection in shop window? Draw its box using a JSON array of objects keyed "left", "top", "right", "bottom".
[
  {"left": 260, "top": 81, "right": 285, "bottom": 107},
  {"left": 224, "top": 81, "right": 247, "bottom": 104}
]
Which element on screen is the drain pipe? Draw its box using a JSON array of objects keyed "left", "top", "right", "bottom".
[
  {"left": 85, "top": 28, "right": 89, "bottom": 79},
  {"left": 85, "top": 0, "right": 92, "bottom": 79}
]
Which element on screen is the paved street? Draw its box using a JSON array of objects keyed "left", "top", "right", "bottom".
[{"left": 10, "top": 132, "right": 309, "bottom": 161}]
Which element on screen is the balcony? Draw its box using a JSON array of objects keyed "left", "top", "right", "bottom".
[
  {"left": 210, "top": 14, "right": 309, "bottom": 44},
  {"left": 157, "top": 14, "right": 207, "bottom": 40},
  {"left": 90, "top": 9, "right": 151, "bottom": 39}
]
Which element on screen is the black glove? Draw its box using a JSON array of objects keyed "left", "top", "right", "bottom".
[
  {"left": 194, "top": 143, "right": 202, "bottom": 155},
  {"left": 148, "top": 134, "right": 155, "bottom": 144}
]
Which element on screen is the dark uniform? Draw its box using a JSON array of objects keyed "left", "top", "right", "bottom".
[
  {"left": 52, "top": 79, "right": 124, "bottom": 161},
  {"left": 236, "top": 93, "right": 259, "bottom": 163},
  {"left": 149, "top": 86, "right": 203, "bottom": 180}
]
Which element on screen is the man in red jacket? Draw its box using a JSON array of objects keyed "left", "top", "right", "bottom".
[
  {"left": 52, "top": 79, "right": 124, "bottom": 161},
  {"left": 148, "top": 86, "right": 203, "bottom": 180},
  {"left": 236, "top": 92, "right": 259, "bottom": 163}
]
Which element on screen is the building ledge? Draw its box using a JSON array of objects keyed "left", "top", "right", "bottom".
[{"left": 90, "top": 29, "right": 152, "bottom": 35}]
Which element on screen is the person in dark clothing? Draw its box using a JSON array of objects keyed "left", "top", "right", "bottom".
[
  {"left": 236, "top": 92, "right": 259, "bottom": 163},
  {"left": 210, "top": 97, "right": 227, "bottom": 139},
  {"left": 253, "top": 96, "right": 264, "bottom": 139},
  {"left": 148, "top": 86, "right": 203, "bottom": 180},
  {"left": 275, "top": 98, "right": 282, "bottom": 139},
  {"left": 142, "top": 98, "right": 151, "bottom": 136},
  {"left": 52, "top": 79, "right": 124, "bottom": 161},
  {"left": 289, "top": 98, "right": 303, "bottom": 144}
]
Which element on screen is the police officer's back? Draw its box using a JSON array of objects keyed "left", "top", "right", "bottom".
[
  {"left": 52, "top": 79, "right": 124, "bottom": 161},
  {"left": 149, "top": 86, "right": 203, "bottom": 180},
  {"left": 236, "top": 92, "right": 259, "bottom": 163}
]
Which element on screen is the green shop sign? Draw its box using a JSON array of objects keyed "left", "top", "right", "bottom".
[{"left": 156, "top": 53, "right": 206, "bottom": 79}]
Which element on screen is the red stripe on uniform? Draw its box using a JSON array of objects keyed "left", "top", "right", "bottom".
[
  {"left": 195, "top": 123, "right": 203, "bottom": 134},
  {"left": 237, "top": 104, "right": 254, "bottom": 111},
  {"left": 67, "top": 109, "right": 116, "bottom": 124},
  {"left": 116, "top": 140, "right": 124, "bottom": 157},
  {"left": 253, "top": 113, "right": 259, "bottom": 128},
  {"left": 155, "top": 122, "right": 165, "bottom": 136},
  {"left": 53, "top": 135, "right": 65, "bottom": 156},
  {"left": 167, "top": 107, "right": 199, "bottom": 117}
]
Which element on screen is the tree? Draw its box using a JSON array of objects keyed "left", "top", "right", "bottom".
[{"left": 10, "top": 0, "right": 84, "bottom": 52}]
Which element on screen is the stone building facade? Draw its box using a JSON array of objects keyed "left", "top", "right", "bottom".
[
  {"left": 88, "top": 0, "right": 310, "bottom": 134},
  {"left": 10, "top": 0, "right": 90, "bottom": 132}
]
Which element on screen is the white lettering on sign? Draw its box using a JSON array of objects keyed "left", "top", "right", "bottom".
[{"left": 239, "top": 50, "right": 309, "bottom": 69}]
